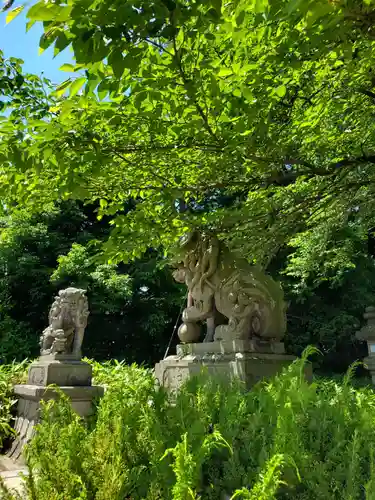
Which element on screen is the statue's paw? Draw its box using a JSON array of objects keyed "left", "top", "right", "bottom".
[
  {"left": 214, "top": 325, "right": 226, "bottom": 341},
  {"left": 182, "top": 307, "right": 201, "bottom": 322}
]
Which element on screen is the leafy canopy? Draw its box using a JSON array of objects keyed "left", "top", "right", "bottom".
[{"left": 2, "top": 0, "right": 375, "bottom": 266}]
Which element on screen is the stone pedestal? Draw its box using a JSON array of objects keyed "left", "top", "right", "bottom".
[
  {"left": 356, "top": 306, "right": 375, "bottom": 385},
  {"left": 7, "top": 354, "right": 103, "bottom": 463},
  {"left": 155, "top": 339, "right": 307, "bottom": 394}
]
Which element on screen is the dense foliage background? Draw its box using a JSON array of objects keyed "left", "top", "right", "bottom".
[
  {"left": 0, "top": 197, "right": 372, "bottom": 373},
  {"left": 0, "top": 201, "right": 184, "bottom": 365}
]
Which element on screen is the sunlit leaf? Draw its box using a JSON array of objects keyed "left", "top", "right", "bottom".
[
  {"left": 69, "top": 77, "right": 86, "bottom": 97},
  {"left": 59, "top": 64, "right": 75, "bottom": 72},
  {"left": 54, "top": 78, "right": 71, "bottom": 97},
  {"left": 5, "top": 5, "right": 24, "bottom": 24},
  {"left": 275, "top": 85, "right": 287, "bottom": 97}
]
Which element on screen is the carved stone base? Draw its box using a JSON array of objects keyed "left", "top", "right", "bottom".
[
  {"left": 7, "top": 357, "right": 103, "bottom": 463},
  {"left": 364, "top": 356, "right": 375, "bottom": 385},
  {"left": 155, "top": 341, "right": 310, "bottom": 394},
  {"left": 7, "top": 385, "right": 103, "bottom": 463},
  {"left": 176, "top": 339, "right": 287, "bottom": 356},
  {"left": 28, "top": 356, "right": 92, "bottom": 386}
]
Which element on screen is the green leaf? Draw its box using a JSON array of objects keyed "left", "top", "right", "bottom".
[
  {"left": 235, "top": 9, "right": 246, "bottom": 26},
  {"left": 70, "top": 77, "right": 86, "bottom": 97},
  {"left": 59, "top": 64, "right": 76, "bottom": 73},
  {"left": 97, "top": 79, "right": 109, "bottom": 100},
  {"left": 85, "top": 75, "right": 100, "bottom": 95},
  {"left": 240, "top": 129, "right": 252, "bottom": 136},
  {"left": 43, "top": 148, "right": 53, "bottom": 160},
  {"left": 54, "top": 32, "right": 71, "bottom": 56},
  {"left": 123, "top": 54, "right": 138, "bottom": 70},
  {"left": 254, "top": 0, "right": 269, "bottom": 13},
  {"left": 26, "top": 19, "right": 36, "bottom": 32},
  {"left": 286, "top": 0, "right": 305, "bottom": 14},
  {"left": 210, "top": 0, "right": 222, "bottom": 12},
  {"left": 109, "top": 51, "right": 126, "bottom": 79},
  {"left": 55, "top": 79, "right": 71, "bottom": 97},
  {"left": 217, "top": 68, "right": 233, "bottom": 77},
  {"left": 55, "top": 6, "right": 72, "bottom": 22},
  {"left": 27, "top": 3, "right": 61, "bottom": 21},
  {"left": 241, "top": 87, "right": 253, "bottom": 101},
  {"left": 6, "top": 6, "right": 24, "bottom": 25},
  {"left": 39, "top": 29, "right": 59, "bottom": 52},
  {"left": 275, "top": 85, "right": 287, "bottom": 97}
]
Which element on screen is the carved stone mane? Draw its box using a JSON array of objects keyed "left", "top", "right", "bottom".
[
  {"left": 181, "top": 231, "right": 220, "bottom": 292},
  {"left": 40, "top": 287, "right": 89, "bottom": 358},
  {"left": 173, "top": 231, "right": 287, "bottom": 343}
]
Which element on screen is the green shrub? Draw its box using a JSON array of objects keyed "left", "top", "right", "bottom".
[
  {"left": 4, "top": 351, "right": 375, "bottom": 499},
  {"left": 0, "top": 316, "right": 36, "bottom": 365},
  {"left": 0, "top": 360, "right": 29, "bottom": 452}
]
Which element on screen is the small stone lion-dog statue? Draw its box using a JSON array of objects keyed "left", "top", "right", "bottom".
[
  {"left": 39, "top": 287, "right": 89, "bottom": 357},
  {"left": 173, "top": 231, "right": 287, "bottom": 343}
]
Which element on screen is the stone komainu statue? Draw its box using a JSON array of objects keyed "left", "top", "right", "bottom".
[
  {"left": 173, "top": 231, "right": 287, "bottom": 343},
  {"left": 40, "top": 287, "right": 89, "bottom": 357}
]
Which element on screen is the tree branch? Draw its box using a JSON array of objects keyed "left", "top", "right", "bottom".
[
  {"left": 144, "top": 37, "right": 174, "bottom": 57},
  {"left": 111, "top": 150, "right": 174, "bottom": 187},
  {"left": 171, "top": 30, "right": 220, "bottom": 143}
]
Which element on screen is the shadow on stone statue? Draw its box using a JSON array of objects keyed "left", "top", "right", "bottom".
[{"left": 156, "top": 232, "right": 312, "bottom": 394}]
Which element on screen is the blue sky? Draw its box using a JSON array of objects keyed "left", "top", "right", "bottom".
[{"left": 0, "top": 6, "right": 74, "bottom": 83}]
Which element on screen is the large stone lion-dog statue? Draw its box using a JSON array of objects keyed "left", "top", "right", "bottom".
[{"left": 172, "top": 231, "right": 287, "bottom": 343}]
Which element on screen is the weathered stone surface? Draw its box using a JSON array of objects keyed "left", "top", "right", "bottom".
[
  {"left": 28, "top": 358, "right": 92, "bottom": 386},
  {"left": 155, "top": 341, "right": 303, "bottom": 395},
  {"left": 356, "top": 306, "right": 375, "bottom": 385},
  {"left": 176, "top": 339, "right": 286, "bottom": 356},
  {"left": 8, "top": 384, "right": 103, "bottom": 463},
  {"left": 40, "top": 287, "right": 89, "bottom": 358},
  {"left": 13, "top": 384, "right": 103, "bottom": 412},
  {"left": 356, "top": 306, "right": 375, "bottom": 342},
  {"left": 172, "top": 231, "right": 287, "bottom": 343},
  {"left": 162, "top": 233, "right": 304, "bottom": 393},
  {"left": 0, "top": 456, "right": 28, "bottom": 498}
]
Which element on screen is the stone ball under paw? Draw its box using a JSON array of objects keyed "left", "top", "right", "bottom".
[{"left": 178, "top": 322, "right": 201, "bottom": 343}]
